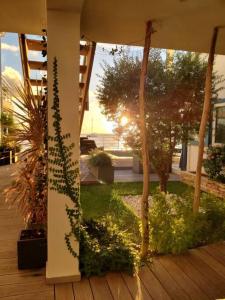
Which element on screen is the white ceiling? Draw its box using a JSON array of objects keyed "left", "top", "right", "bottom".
[{"left": 0, "top": 0, "right": 225, "bottom": 54}]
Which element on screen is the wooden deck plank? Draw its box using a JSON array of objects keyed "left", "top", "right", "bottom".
[
  {"left": 0, "top": 239, "right": 17, "bottom": 259},
  {"left": 0, "top": 280, "right": 52, "bottom": 298},
  {"left": 0, "top": 289, "right": 54, "bottom": 300},
  {"left": 73, "top": 278, "right": 93, "bottom": 300},
  {"left": 149, "top": 259, "right": 189, "bottom": 300},
  {"left": 106, "top": 273, "right": 133, "bottom": 300},
  {"left": 121, "top": 273, "right": 152, "bottom": 300},
  {"left": 0, "top": 258, "right": 19, "bottom": 275},
  {"left": 211, "top": 242, "right": 225, "bottom": 255},
  {"left": 170, "top": 254, "right": 216, "bottom": 299},
  {"left": 55, "top": 283, "right": 74, "bottom": 300},
  {"left": 193, "top": 248, "right": 225, "bottom": 280},
  {"left": 0, "top": 209, "right": 20, "bottom": 217},
  {"left": 1, "top": 166, "right": 225, "bottom": 300},
  {"left": 0, "top": 233, "right": 20, "bottom": 241},
  {"left": 158, "top": 256, "right": 209, "bottom": 300},
  {"left": 138, "top": 266, "right": 171, "bottom": 300},
  {"left": 187, "top": 251, "right": 225, "bottom": 297},
  {"left": 0, "top": 269, "right": 45, "bottom": 286},
  {"left": 89, "top": 276, "right": 113, "bottom": 300},
  {"left": 203, "top": 244, "right": 225, "bottom": 267}
]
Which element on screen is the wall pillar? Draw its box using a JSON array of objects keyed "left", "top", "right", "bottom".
[{"left": 46, "top": 7, "right": 81, "bottom": 283}]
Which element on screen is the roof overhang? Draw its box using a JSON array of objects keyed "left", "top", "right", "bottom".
[{"left": 0, "top": 0, "right": 225, "bottom": 54}]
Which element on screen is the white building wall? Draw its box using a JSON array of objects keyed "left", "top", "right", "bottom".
[
  {"left": 186, "top": 54, "right": 225, "bottom": 173},
  {"left": 214, "top": 55, "right": 225, "bottom": 99}
]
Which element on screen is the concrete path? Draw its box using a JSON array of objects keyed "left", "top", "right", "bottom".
[{"left": 114, "top": 169, "right": 180, "bottom": 182}]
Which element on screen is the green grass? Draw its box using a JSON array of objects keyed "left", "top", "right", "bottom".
[
  {"left": 111, "top": 181, "right": 193, "bottom": 196},
  {"left": 80, "top": 181, "right": 193, "bottom": 243},
  {"left": 81, "top": 181, "right": 193, "bottom": 219}
]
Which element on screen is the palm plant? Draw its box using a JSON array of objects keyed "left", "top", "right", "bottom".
[{"left": 3, "top": 79, "right": 47, "bottom": 227}]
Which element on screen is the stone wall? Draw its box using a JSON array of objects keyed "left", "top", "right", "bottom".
[{"left": 179, "top": 171, "right": 225, "bottom": 199}]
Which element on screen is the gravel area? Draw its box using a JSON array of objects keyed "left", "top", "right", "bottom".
[{"left": 122, "top": 195, "right": 152, "bottom": 217}]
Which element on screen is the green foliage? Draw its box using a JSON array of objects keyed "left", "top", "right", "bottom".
[
  {"left": 88, "top": 149, "right": 112, "bottom": 167},
  {"left": 97, "top": 50, "right": 222, "bottom": 191},
  {"left": 79, "top": 217, "right": 140, "bottom": 277},
  {"left": 81, "top": 186, "right": 141, "bottom": 244},
  {"left": 204, "top": 145, "right": 225, "bottom": 183},
  {"left": 0, "top": 112, "right": 14, "bottom": 127},
  {"left": 80, "top": 181, "right": 191, "bottom": 247},
  {"left": 149, "top": 191, "right": 225, "bottom": 254},
  {"left": 48, "top": 57, "right": 80, "bottom": 257},
  {"left": 0, "top": 112, "right": 17, "bottom": 148}
]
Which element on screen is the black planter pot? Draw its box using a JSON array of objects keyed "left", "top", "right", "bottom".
[
  {"left": 89, "top": 165, "right": 114, "bottom": 183},
  {"left": 17, "top": 229, "right": 47, "bottom": 270},
  {"left": 0, "top": 150, "right": 11, "bottom": 166}
]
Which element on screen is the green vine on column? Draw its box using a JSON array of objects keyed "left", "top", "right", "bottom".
[{"left": 48, "top": 57, "right": 81, "bottom": 258}]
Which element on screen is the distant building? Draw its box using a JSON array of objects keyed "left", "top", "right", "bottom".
[
  {"left": 186, "top": 55, "right": 225, "bottom": 173},
  {"left": 0, "top": 87, "right": 14, "bottom": 145}
]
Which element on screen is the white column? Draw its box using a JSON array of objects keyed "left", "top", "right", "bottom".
[{"left": 46, "top": 8, "right": 81, "bottom": 283}]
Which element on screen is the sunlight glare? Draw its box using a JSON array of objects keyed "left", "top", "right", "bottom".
[{"left": 120, "top": 116, "right": 129, "bottom": 126}]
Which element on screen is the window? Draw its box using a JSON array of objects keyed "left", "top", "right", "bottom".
[{"left": 215, "top": 106, "right": 225, "bottom": 144}]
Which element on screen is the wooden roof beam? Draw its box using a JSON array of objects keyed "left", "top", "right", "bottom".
[
  {"left": 29, "top": 60, "right": 47, "bottom": 71},
  {"left": 31, "top": 79, "right": 85, "bottom": 89},
  {"left": 26, "top": 39, "right": 44, "bottom": 51},
  {"left": 80, "top": 44, "right": 90, "bottom": 56},
  {"left": 27, "top": 38, "right": 90, "bottom": 56}
]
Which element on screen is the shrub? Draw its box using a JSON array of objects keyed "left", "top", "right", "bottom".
[
  {"left": 89, "top": 150, "right": 112, "bottom": 167},
  {"left": 149, "top": 192, "right": 194, "bottom": 254},
  {"left": 108, "top": 191, "right": 141, "bottom": 244},
  {"left": 204, "top": 145, "right": 225, "bottom": 183},
  {"left": 149, "top": 191, "right": 225, "bottom": 255},
  {"left": 79, "top": 217, "right": 139, "bottom": 277}
]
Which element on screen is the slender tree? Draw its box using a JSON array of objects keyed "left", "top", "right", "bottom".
[
  {"left": 193, "top": 27, "right": 219, "bottom": 213},
  {"left": 138, "top": 20, "right": 152, "bottom": 259},
  {"left": 97, "top": 51, "right": 221, "bottom": 192}
]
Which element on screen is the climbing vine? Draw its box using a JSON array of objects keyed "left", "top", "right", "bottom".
[{"left": 48, "top": 57, "right": 81, "bottom": 258}]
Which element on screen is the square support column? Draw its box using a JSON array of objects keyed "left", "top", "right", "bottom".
[{"left": 46, "top": 9, "right": 80, "bottom": 283}]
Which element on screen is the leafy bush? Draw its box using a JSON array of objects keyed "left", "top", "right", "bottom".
[
  {"left": 204, "top": 145, "right": 225, "bottom": 183},
  {"left": 79, "top": 217, "right": 139, "bottom": 277},
  {"left": 81, "top": 188, "right": 141, "bottom": 245},
  {"left": 89, "top": 150, "right": 112, "bottom": 167},
  {"left": 108, "top": 192, "right": 141, "bottom": 244},
  {"left": 149, "top": 191, "right": 225, "bottom": 255}
]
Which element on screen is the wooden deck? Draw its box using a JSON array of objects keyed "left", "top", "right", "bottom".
[{"left": 0, "top": 166, "right": 225, "bottom": 299}]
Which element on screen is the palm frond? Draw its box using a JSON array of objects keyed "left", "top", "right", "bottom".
[{"left": 3, "top": 78, "right": 47, "bottom": 227}]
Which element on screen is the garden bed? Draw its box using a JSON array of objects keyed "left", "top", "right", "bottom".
[
  {"left": 80, "top": 181, "right": 191, "bottom": 244},
  {"left": 81, "top": 181, "right": 225, "bottom": 258},
  {"left": 122, "top": 195, "right": 151, "bottom": 217}
]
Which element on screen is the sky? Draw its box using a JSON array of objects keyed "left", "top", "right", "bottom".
[{"left": 0, "top": 32, "right": 144, "bottom": 134}]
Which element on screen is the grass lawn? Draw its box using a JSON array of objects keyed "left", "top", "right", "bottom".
[
  {"left": 80, "top": 181, "right": 193, "bottom": 243},
  {"left": 81, "top": 181, "right": 192, "bottom": 220}
]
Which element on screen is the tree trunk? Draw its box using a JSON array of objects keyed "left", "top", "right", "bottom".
[
  {"left": 159, "top": 175, "right": 168, "bottom": 192},
  {"left": 193, "top": 27, "right": 219, "bottom": 213},
  {"left": 139, "top": 21, "right": 152, "bottom": 260}
]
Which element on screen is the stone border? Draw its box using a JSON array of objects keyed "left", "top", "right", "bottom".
[{"left": 178, "top": 171, "right": 225, "bottom": 199}]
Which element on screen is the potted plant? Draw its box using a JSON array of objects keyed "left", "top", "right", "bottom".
[
  {"left": 16, "top": 155, "right": 47, "bottom": 269},
  {"left": 0, "top": 145, "right": 20, "bottom": 165},
  {"left": 3, "top": 78, "right": 47, "bottom": 269},
  {"left": 132, "top": 152, "right": 155, "bottom": 174},
  {"left": 0, "top": 145, "right": 11, "bottom": 165},
  {"left": 88, "top": 150, "right": 114, "bottom": 183}
]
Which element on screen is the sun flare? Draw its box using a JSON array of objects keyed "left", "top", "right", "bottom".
[{"left": 120, "top": 116, "right": 129, "bottom": 126}]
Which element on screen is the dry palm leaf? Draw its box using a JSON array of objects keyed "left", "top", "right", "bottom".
[{"left": 3, "top": 78, "right": 47, "bottom": 227}]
